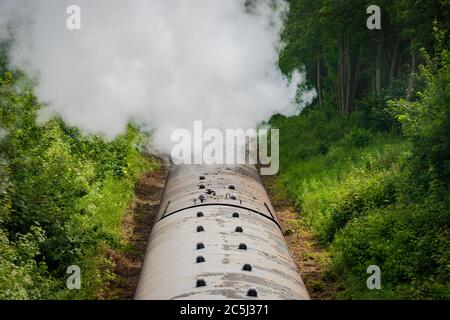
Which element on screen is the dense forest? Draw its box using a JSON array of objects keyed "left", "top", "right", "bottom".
[
  {"left": 0, "top": 0, "right": 449, "bottom": 300},
  {"left": 270, "top": 0, "right": 449, "bottom": 298}
]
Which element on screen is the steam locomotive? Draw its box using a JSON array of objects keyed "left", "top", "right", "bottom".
[{"left": 134, "top": 164, "right": 309, "bottom": 300}]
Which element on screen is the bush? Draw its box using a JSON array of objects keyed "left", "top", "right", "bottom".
[
  {"left": 271, "top": 29, "right": 450, "bottom": 299},
  {"left": 331, "top": 201, "right": 450, "bottom": 299},
  {"left": 0, "top": 227, "right": 55, "bottom": 299},
  {"left": 0, "top": 71, "right": 154, "bottom": 298},
  {"left": 340, "top": 129, "right": 374, "bottom": 149},
  {"left": 388, "top": 32, "right": 450, "bottom": 201},
  {"left": 324, "top": 168, "right": 398, "bottom": 242}
]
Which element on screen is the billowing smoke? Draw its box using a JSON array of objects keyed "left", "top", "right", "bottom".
[{"left": 0, "top": 0, "right": 315, "bottom": 153}]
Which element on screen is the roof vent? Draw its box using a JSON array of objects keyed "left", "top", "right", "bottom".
[
  {"left": 199, "top": 184, "right": 205, "bottom": 189},
  {"left": 197, "top": 211, "right": 204, "bottom": 217},
  {"left": 196, "top": 256, "right": 205, "bottom": 263},
  {"left": 199, "top": 176, "right": 205, "bottom": 180},
  {"left": 232, "top": 212, "right": 239, "bottom": 218},
  {"left": 235, "top": 226, "right": 243, "bottom": 233},
  {"left": 197, "top": 225, "right": 204, "bottom": 232},
  {"left": 228, "top": 185, "right": 235, "bottom": 190},
  {"left": 238, "top": 243, "right": 247, "bottom": 250}
]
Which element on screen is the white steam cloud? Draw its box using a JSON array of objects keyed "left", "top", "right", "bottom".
[{"left": 0, "top": 0, "right": 315, "bottom": 153}]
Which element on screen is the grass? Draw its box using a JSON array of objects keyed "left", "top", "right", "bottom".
[
  {"left": 269, "top": 108, "right": 449, "bottom": 299},
  {"left": 268, "top": 106, "right": 448, "bottom": 298},
  {"left": 275, "top": 132, "right": 406, "bottom": 232}
]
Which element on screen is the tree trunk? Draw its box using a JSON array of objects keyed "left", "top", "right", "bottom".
[
  {"left": 396, "top": 51, "right": 403, "bottom": 78},
  {"left": 345, "top": 34, "right": 352, "bottom": 113},
  {"left": 317, "top": 55, "right": 322, "bottom": 107},
  {"left": 375, "top": 31, "right": 383, "bottom": 95},
  {"left": 372, "top": 45, "right": 376, "bottom": 97},
  {"left": 389, "top": 37, "right": 400, "bottom": 88},
  {"left": 338, "top": 37, "right": 345, "bottom": 113},
  {"left": 351, "top": 49, "right": 362, "bottom": 105},
  {"left": 337, "top": 34, "right": 355, "bottom": 113},
  {"left": 407, "top": 53, "right": 417, "bottom": 100}
]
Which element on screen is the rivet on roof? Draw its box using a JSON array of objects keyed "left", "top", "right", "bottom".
[
  {"left": 238, "top": 243, "right": 247, "bottom": 250},
  {"left": 196, "top": 242, "right": 205, "bottom": 250},
  {"left": 242, "top": 264, "right": 252, "bottom": 271},
  {"left": 247, "top": 288, "right": 258, "bottom": 297},
  {"left": 196, "top": 279, "right": 206, "bottom": 287}
]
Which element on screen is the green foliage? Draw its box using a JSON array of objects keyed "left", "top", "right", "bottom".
[
  {"left": 331, "top": 200, "right": 450, "bottom": 299},
  {"left": 340, "top": 128, "right": 374, "bottom": 148},
  {"left": 280, "top": 0, "right": 449, "bottom": 111},
  {"left": 0, "top": 70, "right": 155, "bottom": 299},
  {"left": 274, "top": 3, "right": 449, "bottom": 299},
  {"left": 0, "top": 160, "right": 12, "bottom": 225},
  {"left": 388, "top": 28, "right": 450, "bottom": 200},
  {"left": 0, "top": 227, "right": 55, "bottom": 299},
  {"left": 272, "top": 97, "right": 448, "bottom": 298}
]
